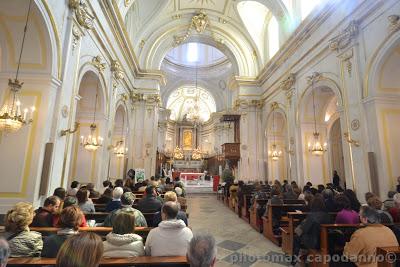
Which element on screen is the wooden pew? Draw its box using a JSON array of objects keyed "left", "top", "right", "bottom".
[
  {"left": 7, "top": 256, "right": 189, "bottom": 266},
  {"left": 241, "top": 194, "right": 253, "bottom": 223},
  {"left": 377, "top": 246, "right": 400, "bottom": 267},
  {"left": 280, "top": 212, "right": 337, "bottom": 256},
  {"left": 262, "top": 204, "right": 306, "bottom": 246},
  {"left": 310, "top": 224, "right": 400, "bottom": 267},
  {"left": 29, "top": 226, "right": 151, "bottom": 238},
  {"left": 249, "top": 198, "right": 268, "bottom": 233}
]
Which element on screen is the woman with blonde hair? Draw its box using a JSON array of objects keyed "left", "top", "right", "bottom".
[
  {"left": 56, "top": 232, "right": 103, "bottom": 267},
  {"left": 3, "top": 202, "right": 42, "bottom": 257}
]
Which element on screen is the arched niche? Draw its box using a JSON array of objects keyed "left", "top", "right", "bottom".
[
  {"left": 0, "top": 0, "right": 59, "bottom": 204},
  {"left": 367, "top": 38, "right": 400, "bottom": 194},
  {"left": 298, "top": 82, "right": 344, "bottom": 186},
  {"left": 265, "top": 108, "right": 287, "bottom": 182},
  {"left": 109, "top": 104, "right": 129, "bottom": 180},
  {"left": 69, "top": 71, "right": 106, "bottom": 185}
]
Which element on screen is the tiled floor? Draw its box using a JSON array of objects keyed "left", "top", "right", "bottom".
[{"left": 187, "top": 194, "right": 291, "bottom": 267}]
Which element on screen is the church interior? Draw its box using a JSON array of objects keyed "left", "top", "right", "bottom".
[{"left": 0, "top": 0, "right": 400, "bottom": 266}]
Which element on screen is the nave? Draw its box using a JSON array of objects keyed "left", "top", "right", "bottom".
[{"left": 188, "top": 194, "right": 286, "bottom": 267}]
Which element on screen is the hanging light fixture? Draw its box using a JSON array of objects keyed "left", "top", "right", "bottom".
[
  {"left": 186, "top": 63, "right": 201, "bottom": 126},
  {"left": 0, "top": 0, "right": 35, "bottom": 133},
  {"left": 80, "top": 82, "right": 103, "bottom": 152},
  {"left": 113, "top": 113, "right": 128, "bottom": 158},
  {"left": 308, "top": 79, "right": 327, "bottom": 156},
  {"left": 268, "top": 110, "right": 282, "bottom": 161}
]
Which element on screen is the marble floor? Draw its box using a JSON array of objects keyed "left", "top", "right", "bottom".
[{"left": 187, "top": 194, "right": 291, "bottom": 267}]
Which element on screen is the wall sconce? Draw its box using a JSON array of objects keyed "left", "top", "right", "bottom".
[
  {"left": 60, "top": 122, "right": 80, "bottom": 136},
  {"left": 343, "top": 132, "right": 360, "bottom": 147}
]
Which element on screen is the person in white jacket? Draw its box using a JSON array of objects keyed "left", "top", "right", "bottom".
[
  {"left": 145, "top": 201, "right": 193, "bottom": 256},
  {"left": 103, "top": 211, "right": 145, "bottom": 257}
]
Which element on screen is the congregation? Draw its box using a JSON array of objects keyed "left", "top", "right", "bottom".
[{"left": 0, "top": 175, "right": 216, "bottom": 267}]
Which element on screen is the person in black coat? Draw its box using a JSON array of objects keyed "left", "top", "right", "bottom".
[
  {"left": 137, "top": 186, "right": 163, "bottom": 213},
  {"left": 292, "top": 194, "right": 331, "bottom": 264}
]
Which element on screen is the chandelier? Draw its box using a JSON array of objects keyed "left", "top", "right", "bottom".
[
  {"left": 113, "top": 114, "right": 127, "bottom": 158},
  {"left": 307, "top": 78, "right": 327, "bottom": 156},
  {"left": 186, "top": 64, "right": 201, "bottom": 126},
  {"left": 192, "top": 147, "right": 203, "bottom": 160},
  {"left": 80, "top": 83, "right": 103, "bottom": 152},
  {"left": 268, "top": 110, "right": 282, "bottom": 161},
  {"left": 173, "top": 146, "right": 184, "bottom": 160},
  {"left": 0, "top": 0, "right": 35, "bottom": 133}
]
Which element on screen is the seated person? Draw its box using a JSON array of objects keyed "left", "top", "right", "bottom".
[
  {"left": 53, "top": 196, "right": 88, "bottom": 227},
  {"left": 56, "top": 232, "right": 103, "bottom": 267},
  {"left": 0, "top": 239, "right": 10, "bottom": 267},
  {"left": 97, "top": 187, "right": 113, "bottom": 204},
  {"left": 293, "top": 195, "right": 331, "bottom": 262},
  {"left": 283, "top": 184, "right": 298, "bottom": 200},
  {"left": 344, "top": 206, "right": 399, "bottom": 266},
  {"left": 335, "top": 194, "right": 359, "bottom": 224},
  {"left": 388, "top": 197, "right": 400, "bottom": 223},
  {"left": 187, "top": 234, "right": 216, "bottom": 267},
  {"left": 145, "top": 201, "right": 193, "bottom": 256},
  {"left": 137, "top": 186, "right": 163, "bottom": 213},
  {"left": 2, "top": 202, "right": 43, "bottom": 257},
  {"left": 383, "top": 191, "right": 397, "bottom": 210},
  {"left": 175, "top": 187, "right": 187, "bottom": 208},
  {"left": 31, "top": 196, "right": 61, "bottom": 227},
  {"left": 87, "top": 183, "right": 100, "bottom": 198},
  {"left": 41, "top": 206, "right": 82, "bottom": 257},
  {"left": 265, "top": 185, "right": 283, "bottom": 232},
  {"left": 367, "top": 195, "right": 393, "bottom": 223},
  {"left": 53, "top": 187, "right": 66, "bottom": 212},
  {"left": 152, "top": 191, "right": 188, "bottom": 227},
  {"left": 67, "top": 181, "right": 80, "bottom": 196},
  {"left": 103, "top": 212, "right": 145, "bottom": 257},
  {"left": 322, "top": 189, "right": 337, "bottom": 212},
  {"left": 106, "top": 187, "right": 124, "bottom": 212},
  {"left": 103, "top": 192, "right": 147, "bottom": 227},
  {"left": 76, "top": 188, "right": 95, "bottom": 213}
]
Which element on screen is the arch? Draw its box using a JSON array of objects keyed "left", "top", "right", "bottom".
[
  {"left": 140, "top": 18, "right": 259, "bottom": 77},
  {"left": 0, "top": 0, "right": 59, "bottom": 78},
  {"left": 365, "top": 31, "right": 400, "bottom": 98},
  {"left": 76, "top": 63, "right": 110, "bottom": 118},
  {"left": 296, "top": 75, "right": 344, "bottom": 125}
]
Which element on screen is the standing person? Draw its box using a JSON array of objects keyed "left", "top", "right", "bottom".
[
  {"left": 332, "top": 170, "right": 340, "bottom": 188},
  {"left": 3, "top": 202, "right": 43, "bottom": 257},
  {"left": 31, "top": 196, "right": 61, "bottom": 227},
  {"left": 56, "top": 232, "right": 103, "bottom": 267}
]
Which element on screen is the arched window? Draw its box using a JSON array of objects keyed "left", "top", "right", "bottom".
[
  {"left": 268, "top": 16, "right": 279, "bottom": 58},
  {"left": 301, "top": 0, "right": 320, "bottom": 20}
]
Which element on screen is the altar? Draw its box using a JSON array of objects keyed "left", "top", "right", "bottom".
[{"left": 179, "top": 172, "right": 204, "bottom": 181}]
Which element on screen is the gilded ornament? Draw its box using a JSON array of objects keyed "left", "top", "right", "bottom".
[
  {"left": 111, "top": 60, "right": 124, "bottom": 80},
  {"left": 92, "top": 55, "right": 106, "bottom": 73},
  {"left": 306, "top": 72, "right": 322, "bottom": 85},
  {"left": 279, "top": 73, "right": 296, "bottom": 91},
  {"left": 173, "top": 11, "right": 209, "bottom": 46},
  {"left": 61, "top": 105, "right": 69, "bottom": 118},
  {"left": 130, "top": 92, "right": 144, "bottom": 102},
  {"left": 71, "top": 24, "right": 82, "bottom": 50},
  {"left": 124, "top": 0, "right": 132, "bottom": 8},
  {"left": 271, "top": 102, "right": 279, "bottom": 110},
  {"left": 351, "top": 119, "right": 360, "bottom": 131},
  {"left": 328, "top": 20, "right": 358, "bottom": 52},
  {"left": 68, "top": 0, "right": 94, "bottom": 30},
  {"left": 388, "top": 15, "right": 400, "bottom": 33}
]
